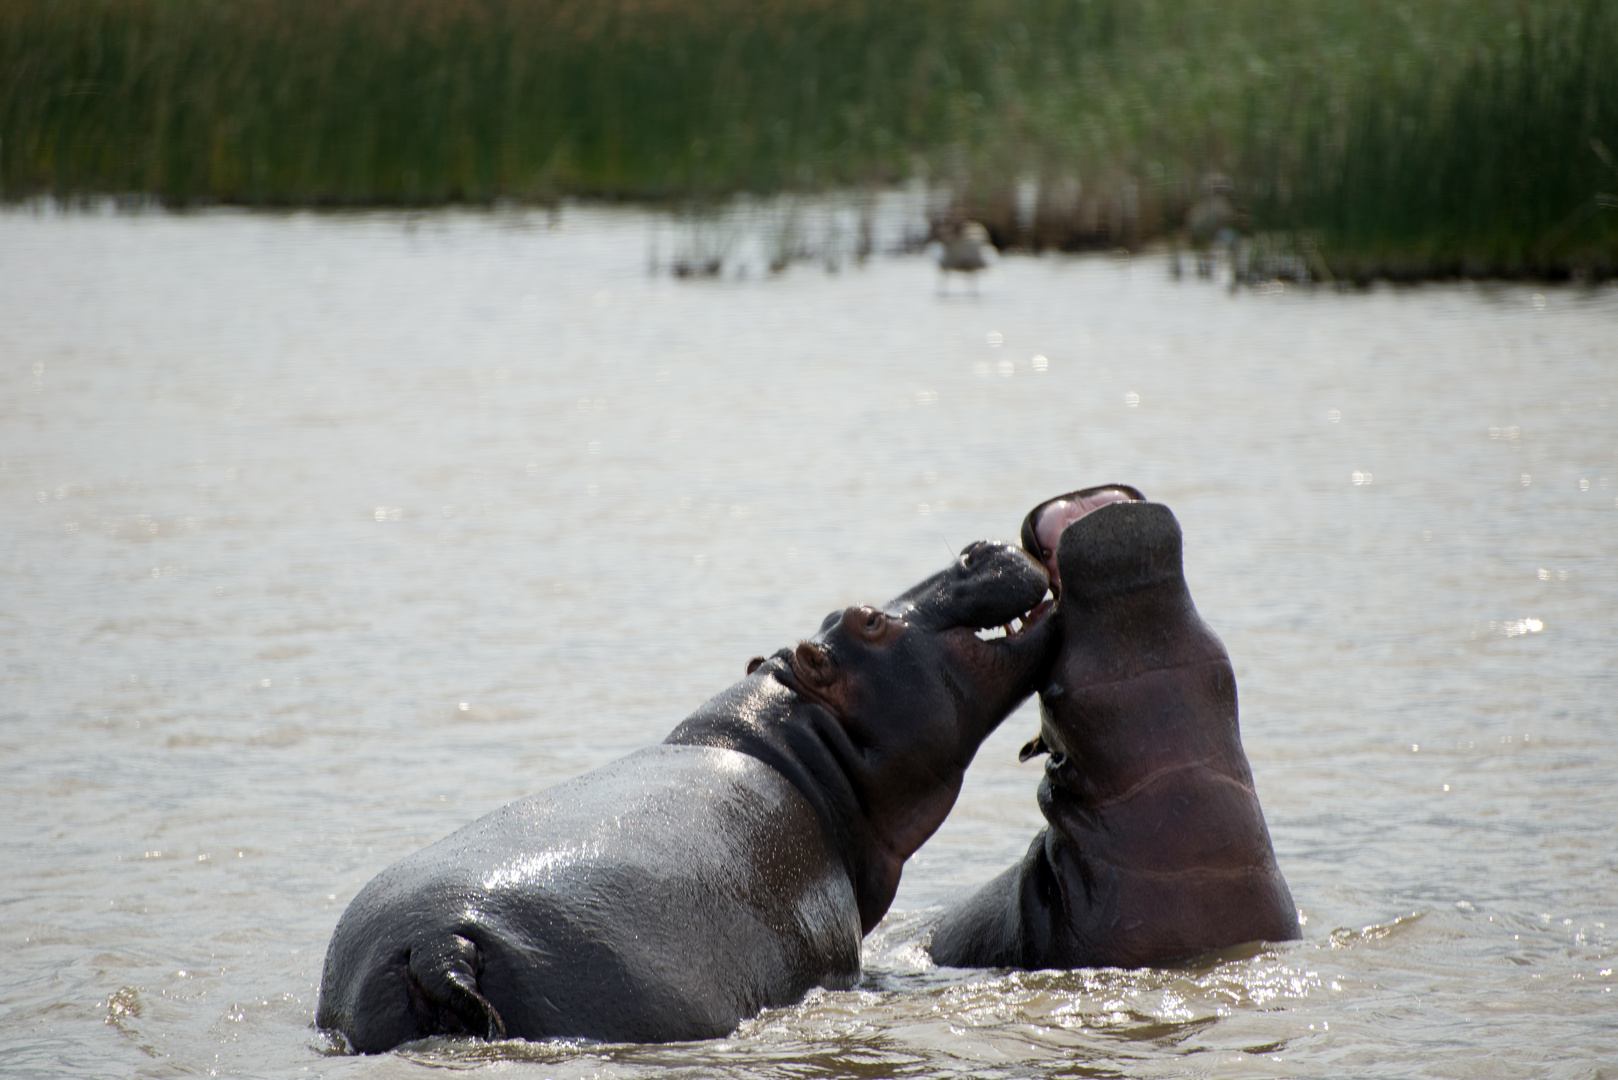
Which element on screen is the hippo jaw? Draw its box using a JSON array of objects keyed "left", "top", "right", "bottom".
[
  {"left": 797, "top": 540, "right": 1061, "bottom": 766},
  {"left": 1020, "top": 484, "right": 1146, "bottom": 590},
  {"left": 871, "top": 539, "right": 1060, "bottom": 732},
  {"left": 884, "top": 539, "right": 1053, "bottom": 639},
  {"left": 783, "top": 540, "right": 1057, "bottom": 707},
  {"left": 776, "top": 544, "right": 1055, "bottom": 729}
]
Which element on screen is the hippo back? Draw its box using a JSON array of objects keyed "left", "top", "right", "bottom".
[{"left": 317, "top": 745, "right": 860, "bottom": 1048}]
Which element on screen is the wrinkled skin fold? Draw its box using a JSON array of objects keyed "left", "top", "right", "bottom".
[
  {"left": 929, "top": 498, "right": 1300, "bottom": 970},
  {"left": 317, "top": 540, "right": 1057, "bottom": 1051}
]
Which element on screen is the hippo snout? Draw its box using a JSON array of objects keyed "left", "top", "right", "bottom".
[
  {"left": 886, "top": 540, "right": 1050, "bottom": 634},
  {"left": 956, "top": 538, "right": 1010, "bottom": 569}
]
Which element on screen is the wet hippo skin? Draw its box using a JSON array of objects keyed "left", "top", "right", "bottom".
[
  {"left": 929, "top": 497, "right": 1300, "bottom": 969},
  {"left": 317, "top": 540, "right": 1057, "bottom": 1051}
]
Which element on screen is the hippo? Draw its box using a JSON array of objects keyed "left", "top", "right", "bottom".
[
  {"left": 317, "top": 540, "right": 1056, "bottom": 1051},
  {"left": 929, "top": 489, "right": 1300, "bottom": 969}
]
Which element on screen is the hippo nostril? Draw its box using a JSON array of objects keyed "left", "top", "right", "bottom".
[{"left": 959, "top": 540, "right": 993, "bottom": 568}]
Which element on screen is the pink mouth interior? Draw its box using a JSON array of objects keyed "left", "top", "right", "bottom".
[{"left": 1033, "top": 488, "right": 1140, "bottom": 583}]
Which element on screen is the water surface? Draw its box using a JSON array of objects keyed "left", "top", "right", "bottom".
[{"left": 2, "top": 204, "right": 1614, "bottom": 1078}]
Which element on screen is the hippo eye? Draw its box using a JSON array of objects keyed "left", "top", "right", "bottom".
[{"left": 852, "top": 606, "right": 887, "bottom": 639}]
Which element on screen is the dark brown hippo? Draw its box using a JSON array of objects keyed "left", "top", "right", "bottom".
[
  {"left": 317, "top": 540, "right": 1057, "bottom": 1051},
  {"left": 929, "top": 489, "right": 1299, "bottom": 969}
]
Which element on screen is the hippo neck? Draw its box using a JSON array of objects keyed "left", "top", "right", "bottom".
[
  {"left": 1042, "top": 579, "right": 1255, "bottom": 802},
  {"left": 663, "top": 667, "right": 902, "bottom": 935}
]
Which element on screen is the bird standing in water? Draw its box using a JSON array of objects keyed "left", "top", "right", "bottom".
[
  {"left": 1184, "top": 173, "right": 1238, "bottom": 280},
  {"left": 932, "top": 217, "right": 994, "bottom": 294}
]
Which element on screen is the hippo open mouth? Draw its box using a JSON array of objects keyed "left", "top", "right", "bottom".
[
  {"left": 861, "top": 538, "right": 1054, "bottom": 656},
  {"left": 969, "top": 595, "right": 1052, "bottom": 644},
  {"left": 1020, "top": 484, "right": 1146, "bottom": 591}
]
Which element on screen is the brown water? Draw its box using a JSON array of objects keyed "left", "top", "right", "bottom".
[{"left": 2, "top": 203, "right": 1615, "bottom": 1079}]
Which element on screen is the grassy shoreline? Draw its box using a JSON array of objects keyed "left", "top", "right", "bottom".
[{"left": 4, "top": 0, "right": 1614, "bottom": 280}]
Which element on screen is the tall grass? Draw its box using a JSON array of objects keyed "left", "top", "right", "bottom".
[
  {"left": 2, "top": 0, "right": 1613, "bottom": 277},
  {"left": 0, "top": 0, "right": 990, "bottom": 203},
  {"left": 1249, "top": 0, "right": 1618, "bottom": 280}
]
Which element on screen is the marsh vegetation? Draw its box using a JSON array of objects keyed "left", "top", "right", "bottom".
[{"left": 3, "top": 0, "right": 1614, "bottom": 279}]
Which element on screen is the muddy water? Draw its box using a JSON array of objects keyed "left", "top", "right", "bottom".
[{"left": 2, "top": 203, "right": 1614, "bottom": 1079}]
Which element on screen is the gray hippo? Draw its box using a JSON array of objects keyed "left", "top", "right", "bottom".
[
  {"left": 317, "top": 539, "right": 1056, "bottom": 1051},
  {"left": 929, "top": 489, "right": 1300, "bottom": 969}
]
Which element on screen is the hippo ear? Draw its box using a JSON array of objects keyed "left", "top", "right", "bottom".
[
  {"left": 1018, "top": 734, "right": 1049, "bottom": 762},
  {"left": 746, "top": 656, "right": 767, "bottom": 675},
  {"left": 792, "top": 641, "right": 837, "bottom": 689}
]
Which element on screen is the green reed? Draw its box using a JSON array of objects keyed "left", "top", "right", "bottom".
[
  {"left": 0, "top": 0, "right": 977, "bottom": 203},
  {"left": 2, "top": 0, "right": 1613, "bottom": 278},
  {"left": 1247, "top": 0, "right": 1618, "bottom": 280}
]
